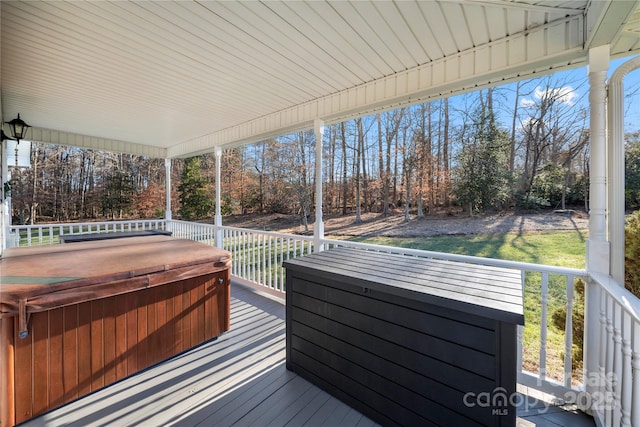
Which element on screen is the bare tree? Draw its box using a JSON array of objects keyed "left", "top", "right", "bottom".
[{"left": 381, "top": 108, "right": 405, "bottom": 216}]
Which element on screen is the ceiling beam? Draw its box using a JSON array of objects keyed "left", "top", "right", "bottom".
[
  {"left": 445, "top": 0, "right": 583, "bottom": 15},
  {"left": 586, "top": 0, "right": 640, "bottom": 49},
  {"left": 29, "top": 127, "right": 168, "bottom": 158}
]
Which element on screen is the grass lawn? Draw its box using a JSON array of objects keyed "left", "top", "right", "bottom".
[
  {"left": 344, "top": 230, "right": 587, "bottom": 385},
  {"left": 345, "top": 230, "right": 586, "bottom": 268}
]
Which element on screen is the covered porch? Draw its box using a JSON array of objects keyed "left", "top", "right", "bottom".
[
  {"left": 4, "top": 216, "right": 634, "bottom": 426},
  {"left": 3, "top": 1, "right": 640, "bottom": 426}
]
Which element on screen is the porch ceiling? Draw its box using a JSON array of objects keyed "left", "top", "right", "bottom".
[{"left": 2, "top": 1, "right": 640, "bottom": 159}]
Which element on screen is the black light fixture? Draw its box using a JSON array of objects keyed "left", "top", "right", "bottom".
[
  {"left": 5, "top": 113, "right": 30, "bottom": 142},
  {"left": 0, "top": 129, "right": 10, "bottom": 141}
]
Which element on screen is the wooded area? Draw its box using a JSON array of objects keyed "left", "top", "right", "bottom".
[{"left": 7, "top": 73, "right": 640, "bottom": 226}]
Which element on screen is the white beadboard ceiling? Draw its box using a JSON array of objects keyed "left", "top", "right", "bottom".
[{"left": 2, "top": 0, "right": 640, "bottom": 159}]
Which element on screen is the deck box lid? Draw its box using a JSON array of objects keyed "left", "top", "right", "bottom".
[{"left": 283, "top": 247, "right": 524, "bottom": 325}]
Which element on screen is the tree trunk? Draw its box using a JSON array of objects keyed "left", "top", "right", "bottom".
[
  {"left": 355, "top": 118, "right": 362, "bottom": 223},
  {"left": 510, "top": 81, "right": 523, "bottom": 173},
  {"left": 403, "top": 129, "right": 411, "bottom": 222},
  {"left": 361, "top": 119, "right": 369, "bottom": 213},
  {"left": 427, "top": 102, "right": 434, "bottom": 210},
  {"left": 417, "top": 104, "right": 426, "bottom": 218},
  {"left": 383, "top": 119, "right": 392, "bottom": 217},
  {"left": 341, "top": 122, "right": 348, "bottom": 215},
  {"left": 443, "top": 98, "right": 450, "bottom": 206},
  {"left": 377, "top": 113, "right": 384, "bottom": 213},
  {"left": 29, "top": 146, "right": 39, "bottom": 225},
  {"left": 329, "top": 126, "right": 336, "bottom": 214}
]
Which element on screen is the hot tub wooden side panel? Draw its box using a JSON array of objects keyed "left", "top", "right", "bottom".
[{"left": 2, "top": 270, "right": 230, "bottom": 426}]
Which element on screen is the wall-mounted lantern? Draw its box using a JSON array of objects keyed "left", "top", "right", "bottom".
[
  {"left": 5, "top": 114, "right": 31, "bottom": 142},
  {"left": 2, "top": 114, "right": 32, "bottom": 168}
]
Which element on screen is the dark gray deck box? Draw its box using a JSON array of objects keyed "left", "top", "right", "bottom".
[{"left": 284, "top": 248, "right": 524, "bottom": 427}]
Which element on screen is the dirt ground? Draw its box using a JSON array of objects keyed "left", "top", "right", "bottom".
[{"left": 222, "top": 209, "right": 589, "bottom": 238}]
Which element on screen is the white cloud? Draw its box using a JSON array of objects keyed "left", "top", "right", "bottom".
[
  {"left": 520, "top": 98, "right": 536, "bottom": 108},
  {"left": 521, "top": 85, "right": 578, "bottom": 108}
]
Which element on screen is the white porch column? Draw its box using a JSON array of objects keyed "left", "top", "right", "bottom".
[
  {"left": 164, "top": 158, "right": 172, "bottom": 221},
  {"left": 584, "top": 45, "right": 610, "bottom": 406},
  {"left": 215, "top": 147, "right": 223, "bottom": 249},
  {"left": 313, "top": 119, "right": 325, "bottom": 252},
  {"left": 587, "top": 45, "right": 610, "bottom": 274},
  {"left": 608, "top": 56, "right": 640, "bottom": 284}
]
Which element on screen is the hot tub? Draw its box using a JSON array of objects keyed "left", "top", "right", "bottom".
[{"left": 0, "top": 236, "right": 231, "bottom": 426}]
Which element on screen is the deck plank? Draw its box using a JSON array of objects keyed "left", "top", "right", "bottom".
[{"left": 189, "top": 365, "right": 296, "bottom": 426}]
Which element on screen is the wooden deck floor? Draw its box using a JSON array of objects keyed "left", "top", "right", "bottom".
[{"left": 20, "top": 283, "right": 595, "bottom": 427}]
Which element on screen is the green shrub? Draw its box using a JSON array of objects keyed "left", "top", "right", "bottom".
[
  {"left": 625, "top": 210, "right": 640, "bottom": 297},
  {"left": 515, "top": 192, "right": 550, "bottom": 210}
]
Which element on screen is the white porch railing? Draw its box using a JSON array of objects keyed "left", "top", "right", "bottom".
[
  {"left": 9, "top": 219, "right": 640, "bottom": 424},
  {"left": 167, "top": 220, "right": 317, "bottom": 292},
  {"left": 7, "top": 219, "right": 168, "bottom": 247},
  {"left": 588, "top": 272, "right": 640, "bottom": 427},
  {"left": 166, "top": 219, "right": 215, "bottom": 244}
]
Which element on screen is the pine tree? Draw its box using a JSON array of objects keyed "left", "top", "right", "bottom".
[
  {"left": 453, "top": 99, "right": 510, "bottom": 214},
  {"left": 178, "top": 156, "right": 214, "bottom": 220},
  {"left": 102, "top": 167, "right": 134, "bottom": 219}
]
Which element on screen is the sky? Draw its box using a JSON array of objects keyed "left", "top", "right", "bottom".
[
  {"left": 609, "top": 56, "right": 640, "bottom": 132},
  {"left": 453, "top": 55, "right": 640, "bottom": 135}
]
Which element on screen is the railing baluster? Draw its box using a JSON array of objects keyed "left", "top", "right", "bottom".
[
  {"left": 251, "top": 232, "right": 256, "bottom": 283},
  {"left": 564, "top": 275, "right": 575, "bottom": 388},
  {"left": 517, "top": 270, "right": 525, "bottom": 377},
  {"left": 244, "top": 232, "right": 249, "bottom": 281},
  {"left": 612, "top": 304, "right": 623, "bottom": 426},
  {"left": 600, "top": 289, "right": 609, "bottom": 398},
  {"left": 279, "top": 237, "right": 285, "bottom": 291},
  {"left": 242, "top": 230, "right": 247, "bottom": 281},
  {"left": 539, "top": 272, "right": 549, "bottom": 381},
  {"left": 632, "top": 321, "right": 640, "bottom": 427},
  {"left": 621, "top": 312, "right": 632, "bottom": 427},
  {"left": 231, "top": 229, "right": 237, "bottom": 277},
  {"left": 230, "top": 229, "right": 235, "bottom": 277},
  {"left": 255, "top": 234, "right": 260, "bottom": 285},
  {"left": 231, "top": 232, "right": 244, "bottom": 277},
  {"left": 274, "top": 237, "right": 280, "bottom": 291},
  {"left": 261, "top": 234, "right": 266, "bottom": 288},
  {"left": 605, "top": 295, "right": 614, "bottom": 427},
  {"left": 267, "top": 236, "right": 273, "bottom": 290},
  {"left": 232, "top": 232, "right": 245, "bottom": 278},
  {"left": 236, "top": 230, "right": 241, "bottom": 278}
]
